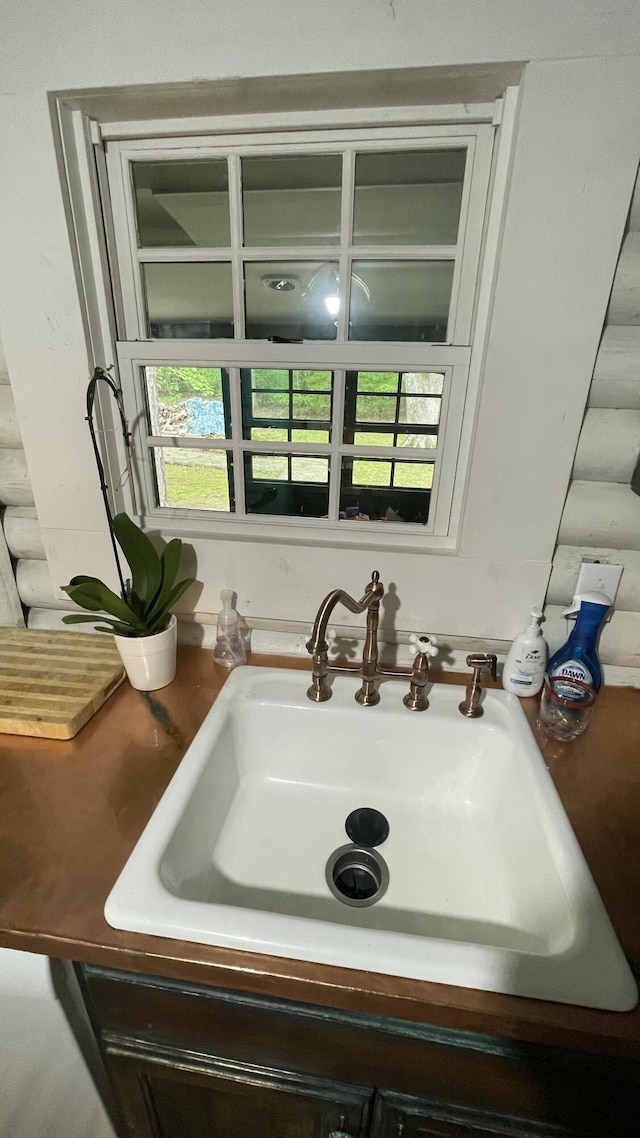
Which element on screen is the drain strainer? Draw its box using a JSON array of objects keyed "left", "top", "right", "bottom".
[
  {"left": 345, "top": 807, "right": 389, "bottom": 848},
  {"left": 326, "top": 843, "right": 389, "bottom": 908}
]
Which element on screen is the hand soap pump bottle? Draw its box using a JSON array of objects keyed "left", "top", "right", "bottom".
[
  {"left": 546, "top": 590, "right": 610, "bottom": 692},
  {"left": 213, "top": 589, "right": 246, "bottom": 668},
  {"left": 502, "top": 608, "right": 548, "bottom": 697}
]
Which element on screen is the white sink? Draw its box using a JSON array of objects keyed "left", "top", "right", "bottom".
[{"left": 105, "top": 666, "right": 637, "bottom": 1011}]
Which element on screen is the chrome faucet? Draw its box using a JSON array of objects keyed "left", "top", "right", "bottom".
[{"left": 306, "top": 571, "right": 438, "bottom": 709}]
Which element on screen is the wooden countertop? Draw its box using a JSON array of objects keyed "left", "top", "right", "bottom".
[{"left": 1, "top": 648, "right": 639, "bottom": 1059}]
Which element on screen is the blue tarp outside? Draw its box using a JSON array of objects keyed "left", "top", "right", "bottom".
[{"left": 185, "top": 397, "right": 226, "bottom": 436}]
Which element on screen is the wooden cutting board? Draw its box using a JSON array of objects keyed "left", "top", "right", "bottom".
[{"left": 0, "top": 628, "right": 125, "bottom": 740}]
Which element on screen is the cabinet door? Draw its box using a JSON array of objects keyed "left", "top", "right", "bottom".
[
  {"left": 106, "top": 1047, "right": 372, "bottom": 1138},
  {"left": 372, "top": 1090, "right": 584, "bottom": 1138}
]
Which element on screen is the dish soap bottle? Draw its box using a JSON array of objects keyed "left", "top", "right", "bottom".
[
  {"left": 213, "top": 589, "right": 246, "bottom": 668},
  {"left": 546, "top": 590, "right": 610, "bottom": 692},
  {"left": 502, "top": 608, "right": 548, "bottom": 696}
]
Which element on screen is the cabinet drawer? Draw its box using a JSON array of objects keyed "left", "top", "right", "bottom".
[{"left": 82, "top": 965, "right": 640, "bottom": 1134}]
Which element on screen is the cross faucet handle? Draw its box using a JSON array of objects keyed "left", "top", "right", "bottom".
[{"left": 409, "top": 633, "right": 438, "bottom": 659}]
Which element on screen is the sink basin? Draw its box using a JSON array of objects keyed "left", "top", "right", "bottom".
[{"left": 105, "top": 666, "right": 637, "bottom": 1011}]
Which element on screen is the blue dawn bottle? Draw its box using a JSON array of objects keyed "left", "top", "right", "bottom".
[{"left": 546, "top": 590, "right": 611, "bottom": 692}]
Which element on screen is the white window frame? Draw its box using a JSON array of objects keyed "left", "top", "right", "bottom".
[{"left": 93, "top": 108, "right": 507, "bottom": 552}]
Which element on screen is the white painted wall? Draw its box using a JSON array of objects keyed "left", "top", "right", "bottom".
[{"left": 1, "top": 2, "right": 639, "bottom": 641}]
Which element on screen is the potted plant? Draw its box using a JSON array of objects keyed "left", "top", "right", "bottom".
[{"left": 61, "top": 513, "right": 195, "bottom": 691}]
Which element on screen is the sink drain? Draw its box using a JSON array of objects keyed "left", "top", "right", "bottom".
[{"left": 326, "top": 844, "right": 389, "bottom": 908}]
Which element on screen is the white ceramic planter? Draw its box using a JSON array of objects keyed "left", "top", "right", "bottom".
[{"left": 114, "top": 615, "right": 177, "bottom": 692}]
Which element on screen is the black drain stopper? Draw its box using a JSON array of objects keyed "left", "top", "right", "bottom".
[{"left": 345, "top": 807, "right": 389, "bottom": 848}]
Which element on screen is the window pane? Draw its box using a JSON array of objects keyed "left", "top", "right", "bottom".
[
  {"left": 355, "top": 395, "right": 398, "bottom": 423},
  {"left": 291, "top": 429, "right": 329, "bottom": 443},
  {"left": 353, "top": 459, "right": 392, "bottom": 486},
  {"left": 291, "top": 457, "right": 329, "bottom": 483},
  {"left": 244, "top": 262, "right": 339, "bottom": 340},
  {"left": 293, "top": 370, "right": 332, "bottom": 391},
  {"left": 401, "top": 371, "right": 443, "bottom": 395},
  {"left": 252, "top": 391, "right": 289, "bottom": 418},
  {"left": 242, "top": 369, "right": 334, "bottom": 440},
  {"left": 143, "top": 262, "right": 233, "bottom": 338},
  {"left": 252, "top": 369, "right": 289, "bottom": 390},
  {"left": 399, "top": 396, "right": 441, "bottom": 427},
  {"left": 252, "top": 455, "right": 288, "bottom": 481},
  {"left": 145, "top": 367, "right": 231, "bottom": 439},
  {"left": 245, "top": 453, "right": 330, "bottom": 518},
  {"left": 291, "top": 394, "right": 331, "bottom": 421},
  {"left": 250, "top": 427, "right": 288, "bottom": 441},
  {"left": 393, "top": 462, "right": 434, "bottom": 489},
  {"left": 155, "top": 448, "right": 233, "bottom": 511},
  {"left": 242, "top": 154, "right": 342, "bottom": 246},
  {"left": 349, "top": 261, "right": 453, "bottom": 342},
  {"left": 340, "top": 458, "right": 430, "bottom": 524},
  {"left": 357, "top": 372, "right": 399, "bottom": 393},
  {"left": 353, "top": 149, "right": 465, "bottom": 245},
  {"left": 132, "top": 160, "right": 230, "bottom": 248}
]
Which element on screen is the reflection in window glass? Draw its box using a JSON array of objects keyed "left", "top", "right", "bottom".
[
  {"left": 245, "top": 453, "right": 330, "bottom": 518},
  {"left": 143, "top": 262, "right": 233, "bottom": 338},
  {"left": 145, "top": 367, "right": 230, "bottom": 439},
  {"left": 243, "top": 369, "right": 333, "bottom": 440},
  {"left": 132, "top": 159, "right": 231, "bottom": 248},
  {"left": 353, "top": 149, "right": 466, "bottom": 246},
  {"left": 340, "top": 457, "right": 431, "bottom": 524},
  {"left": 242, "top": 154, "right": 342, "bottom": 246},
  {"left": 345, "top": 371, "right": 443, "bottom": 447},
  {"left": 244, "top": 262, "right": 339, "bottom": 340},
  {"left": 154, "top": 448, "right": 233, "bottom": 512},
  {"left": 349, "top": 261, "right": 453, "bottom": 342}
]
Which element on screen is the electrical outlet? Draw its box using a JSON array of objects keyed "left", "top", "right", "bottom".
[{"left": 575, "top": 560, "right": 623, "bottom": 603}]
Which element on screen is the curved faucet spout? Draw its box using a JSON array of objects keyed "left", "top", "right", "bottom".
[{"left": 306, "top": 571, "right": 384, "bottom": 705}]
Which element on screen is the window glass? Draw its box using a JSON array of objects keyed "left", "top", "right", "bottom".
[
  {"left": 245, "top": 453, "right": 330, "bottom": 517},
  {"left": 340, "top": 456, "right": 432, "bottom": 524},
  {"left": 345, "top": 371, "right": 443, "bottom": 447},
  {"left": 353, "top": 149, "right": 465, "bottom": 245},
  {"left": 143, "top": 262, "right": 233, "bottom": 338},
  {"left": 154, "top": 448, "right": 234, "bottom": 511},
  {"left": 132, "top": 160, "right": 230, "bottom": 247},
  {"left": 242, "top": 154, "right": 342, "bottom": 246},
  {"left": 242, "top": 370, "right": 333, "bottom": 440},
  {"left": 244, "top": 262, "right": 339, "bottom": 340},
  {"left": 145, "top": 367, "right": 231, "bottom": 438},
  {"left": 349, "top": 262, "right": 453, "bottom": 342}
]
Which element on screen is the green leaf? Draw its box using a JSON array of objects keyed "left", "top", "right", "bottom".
[
  {"left": 146, "top": 539, "right": 183, "bottom": 621},
  {"left": 146, "top": 577, "right": 195, "bottom": 634},
  {"left": 63, "top": 580, "right": 145, "bottom": 629},
  {"left": 62, "top": 614, "right": 136, "bottom": 636},
  {"left": 112, "top": 513, "right": 162, "bottom": 610}
]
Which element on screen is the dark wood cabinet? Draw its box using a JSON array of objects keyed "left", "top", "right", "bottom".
[
  {"left": 106, "top": 1044, "right": 372, "bottom": 1138},
  {"left": 77, "top": 965, "right": 640, "bottom": 1138}
]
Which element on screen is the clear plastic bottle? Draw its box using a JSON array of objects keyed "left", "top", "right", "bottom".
[{"left": 213, "top": 589, "right": 247, "bottom": 668}]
